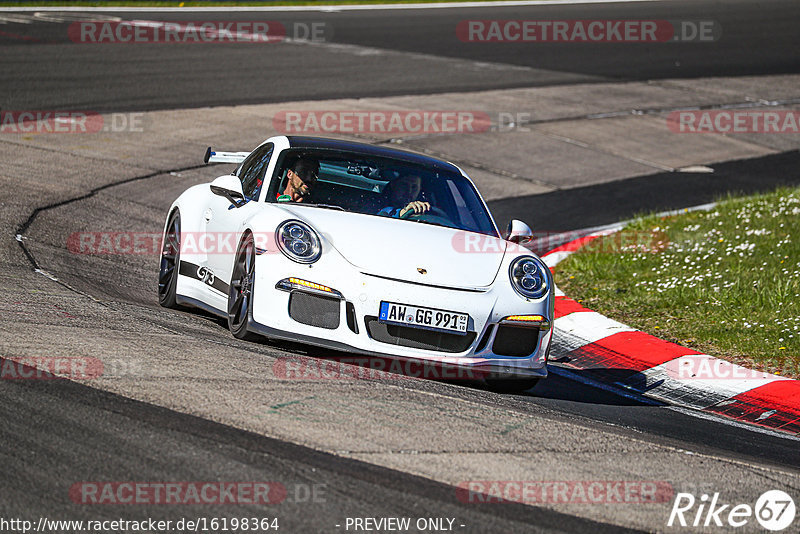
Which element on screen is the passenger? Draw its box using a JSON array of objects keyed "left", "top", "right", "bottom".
[{"left": 277, "top": 157, "right": 319, "bottom": 203}]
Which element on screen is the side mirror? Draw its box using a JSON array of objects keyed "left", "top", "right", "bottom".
[
  {"left": 210, "top": 175, "right": 245, "bottom": 205},
  {"left": 505, "top": 219, "right": 533, "bottom": 244}
]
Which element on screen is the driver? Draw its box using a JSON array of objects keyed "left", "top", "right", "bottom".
[{"left": 377, "top": 174, "right": 432, "bottom": 218}]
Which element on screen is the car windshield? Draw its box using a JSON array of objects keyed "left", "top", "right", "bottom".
[{"left": 269, "top": 149, "right": 498, "bottom": 237}]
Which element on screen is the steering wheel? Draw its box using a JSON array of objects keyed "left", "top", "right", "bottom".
[{"left": 400, "top": 206, "right": 449, "bottom": 220}]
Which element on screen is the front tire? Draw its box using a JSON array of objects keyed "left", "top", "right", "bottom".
[
  {"left": 228, "top": 233, "right": 258, "bottom": 341},
  {"left": 158, "top": 210, "right": 181, "bottom": 308}
]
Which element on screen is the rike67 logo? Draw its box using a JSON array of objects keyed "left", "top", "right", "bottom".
[{"left": 668, "top": 490, "right": 796, "bottom": 531}]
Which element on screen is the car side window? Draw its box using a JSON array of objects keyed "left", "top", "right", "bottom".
[{"left": 237, "top": 143, "right": 273, "bottom": 201}]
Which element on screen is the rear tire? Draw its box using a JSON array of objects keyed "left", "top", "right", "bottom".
[
  {"left": 227, "top": 233, "right": 259, "bottom": 341},
  {"left": 158, "top": 210, "right": 181, "bottom": 308}
]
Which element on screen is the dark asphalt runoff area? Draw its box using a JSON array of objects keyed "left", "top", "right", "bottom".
[
  {"left": 489, "top": 150, "right": 800, "bottom": 232},
  {"left": 0, "top": 0, "right": 797, "bottom": 111},
  {"left": 2, "top": 0, "right": 800, "bottom": 532}
]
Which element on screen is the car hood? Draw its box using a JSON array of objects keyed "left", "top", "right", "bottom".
[{"left": 279, "top": 206, "right": 507, "bottom": 289}]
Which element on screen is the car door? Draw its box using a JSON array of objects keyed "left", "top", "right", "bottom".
[{"left": 203, "top": 143, "right": 274, "bottom": 289}]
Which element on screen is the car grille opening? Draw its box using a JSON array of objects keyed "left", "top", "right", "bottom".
[
  {"left": 288, "top": 292, "right": 340, "bottom": 330},
  {"left": 345, "top": 301, "right": 359, "bottom": 334},
  {"left": 492, "top": 325, "right": 540, "bottom": 357},
  {"left": 474, "top": 324, "right": 494, "bottom": 353},
  {"left": 364, "top": 315, "right": 475, "bottom": 353}
]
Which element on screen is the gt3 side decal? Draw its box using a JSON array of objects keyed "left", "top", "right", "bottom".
[{"left": 179, "top": 261, "right": 230, "bottom": 294}]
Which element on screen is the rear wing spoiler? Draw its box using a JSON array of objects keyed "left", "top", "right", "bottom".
[{"left": 204, "top": 147, "right": 250, "bottom": 165}]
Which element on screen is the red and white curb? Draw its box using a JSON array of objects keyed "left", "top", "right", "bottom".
[{"left": 541, "top": 233, "right": 800, "bottom": 435}]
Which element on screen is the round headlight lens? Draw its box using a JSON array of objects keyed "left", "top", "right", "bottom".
[
  {"left": 276, "top": 220, "right": 321, "bottom": 264},
  {"left": 509, "top": 257, "right": 549, "bottom": 299}
]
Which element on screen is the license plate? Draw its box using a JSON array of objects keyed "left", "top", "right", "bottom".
[{"left": 379, "top": 301, "right": 469, "bottom": 335}]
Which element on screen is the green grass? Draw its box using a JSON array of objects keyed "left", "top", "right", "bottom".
[{"left": 554, "top": 186, "right": 800, "bottom": 378}]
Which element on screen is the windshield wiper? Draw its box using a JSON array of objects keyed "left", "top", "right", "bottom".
[{"left": 306, "top": 203, "right": 346, "bottom": 211}]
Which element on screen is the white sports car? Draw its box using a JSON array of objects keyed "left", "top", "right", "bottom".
[{"left": 159, "top": 136, "right": 553, "bottom": 391}]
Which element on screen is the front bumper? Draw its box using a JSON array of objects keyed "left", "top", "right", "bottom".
[{"left": 250, "top": 257, "right": 552, "bottom": 379}]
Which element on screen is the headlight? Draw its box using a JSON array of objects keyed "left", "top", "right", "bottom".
[
  {"left": 276, "top": 220, "right": 321, "bottom": 263},
  {"left": 509, "top": 256, "right": 549, "bottom": 299}
]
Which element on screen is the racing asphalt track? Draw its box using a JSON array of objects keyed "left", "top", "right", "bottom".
[
  {"left": 1, "top": 0, "right": 799, "bottom": 111},
  {"left": 2, "top": 1, "right": 800, "bottom": 532}
]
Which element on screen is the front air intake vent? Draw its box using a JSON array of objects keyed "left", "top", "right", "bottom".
[
  {"left": 289, "top": 292, "right": 340, "bottom": 329},
  {"left": 364, "top": 316, "right": 475, "bottom": 353},
  {"left": 492, "top": 325, "right": 540, "bottom": 357},
  {"left": 345, "top": 301, "right": 359, "bottom": 334}
]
